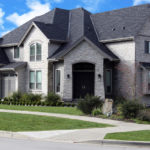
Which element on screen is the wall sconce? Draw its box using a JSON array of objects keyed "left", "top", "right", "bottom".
[
  {"left": 98, "top": 74, "right": 101, "bottom": 80},
  {"left": 67, "top": 74, "right": 70, "bottom": 79}
]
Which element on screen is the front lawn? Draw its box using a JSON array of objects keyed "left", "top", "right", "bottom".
[
  {"left": 0, "top": 105, "right": 82, "bottom": 115},
  {"left": 104, "top": 130, "right": 150, "bottom": 141},
  {"left": 0, "top": 112, "right": 112, "bottom": 132}
]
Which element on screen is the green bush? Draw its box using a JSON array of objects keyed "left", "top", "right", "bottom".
[
  {"left": 11, "top": 92, "right": 22, "bottom": 102},
  {"left": 114, "top": 97, "right": 126, "bottom": 106},
  {"left": 77, "top": 95, "right": 103, "bottom": 114},
  {"left": 137, "top": 109, "right": 150, "bottom": 122},
  {"left": 45, "top": 92, "right": 61, "bottom": 106},
  {"left": 92, "top": 108, "right": 102, "bottom": 116},
  {"left": 121, "top": 100, "right": 144, "bottom": 119}
]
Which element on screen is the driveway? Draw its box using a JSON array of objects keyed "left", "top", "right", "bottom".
[{"left": 0, "top": 109, "right": 150, "bottom": 143}]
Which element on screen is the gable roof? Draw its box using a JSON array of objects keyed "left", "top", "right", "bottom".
[
  {"left": 49, "top": 8, "right": 118, "bottom": 60},
  {"left": 92, "top": 4, "right": 150, "bottom": 41},
  {"left": 0, "top": 8, "right": 69, "bottom": 46},
  {"left": 0, "top": 48, "right": 9, "bottom": 65}
]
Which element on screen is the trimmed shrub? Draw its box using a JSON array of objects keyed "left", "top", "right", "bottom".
[
  {"left": 92, "top": 108, "right": 102, "bottom": 116},
  {"left": 45, "top": 92, "right": 61, "bottom": 106},
  {"left": 137, "top": 109, "right": 150, "bottom": 122},
  {"left": 11, "top": 92, "right": 22, "bottom": 102},
  {"left": 121, "top": 100, "right": 144, "bottom": 119},
  {"left": 77, "top": 95, "right": 103, "bottom": 114}
]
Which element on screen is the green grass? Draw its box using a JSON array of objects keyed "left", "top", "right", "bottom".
[
  {"left": 0, "top": 105, "right": 82, "bottom": 115},
  {"left": 104, "top": 130, "right": 150, "bottom": 141},
  {"left": 0, "top": 112, "right": 112, "bottom": 132}
]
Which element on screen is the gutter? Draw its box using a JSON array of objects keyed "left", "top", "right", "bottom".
[{"left": 100, "top": 37, "right": 134, "bottom": 43}]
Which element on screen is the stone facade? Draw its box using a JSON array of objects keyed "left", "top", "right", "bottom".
[
  {"left": 106, "top": 41, "right": 136, "bottom": 99},
  {"left": 63, "top": 40, "right": 105, "bottom": 100}
]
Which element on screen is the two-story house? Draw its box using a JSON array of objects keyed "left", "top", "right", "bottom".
[{"left": 1, "top": 4, "right": 150, "bottom": 104}]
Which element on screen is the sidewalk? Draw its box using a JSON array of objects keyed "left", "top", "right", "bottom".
[{"left": 0, "top": 109, "right": 150, "bottom": 143}]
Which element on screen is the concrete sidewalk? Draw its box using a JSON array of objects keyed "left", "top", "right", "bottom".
[{"left": 0, "top": 109, "right": 150, "bottom": 143}]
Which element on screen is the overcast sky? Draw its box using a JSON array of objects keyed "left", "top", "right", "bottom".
[{"left": 0, "top": 0, "right": 150, "bottom": 37}]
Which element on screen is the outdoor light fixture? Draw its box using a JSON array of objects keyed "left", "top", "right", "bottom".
[
  {"left": 98, "top": 74, "right": 101, "bottom": 79},
  {"left": 67, "top": 74, "right": 70, "bottom": 79}
]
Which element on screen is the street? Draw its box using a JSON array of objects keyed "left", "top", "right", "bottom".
[{"left": 0, "top": 137, "right": 149, "bottom": 150}]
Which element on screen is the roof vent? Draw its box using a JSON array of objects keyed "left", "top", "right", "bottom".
[{"left": 112, "top": 28, "right": 116, "bottom": 31}]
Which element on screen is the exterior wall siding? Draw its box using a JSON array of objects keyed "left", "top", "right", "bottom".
[
  {"left": 106, "top": 41, "right": 136, "bottom": 99},
  {"left": 63, "top": 40, "right": 105, "bottom": 101}
]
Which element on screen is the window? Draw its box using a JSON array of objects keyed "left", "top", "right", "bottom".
[
  {"left": 30, "top": 43, "right": 42, "bottom": 61},
  {"left": 148, "top": 71, "right": 150, "bottom": 91},
  {"left": 14, "top": 47, "right": 20, "bottom": 59},
  {"left": 29, "top": 70, "right": 42, "bottom": 90},
  {"left": 105, "top": 69, "right": 112, "bottom": 94},
  {"left": 145, "top": 41, "right": 150, "bottom": 54},
  {"left": 55, "top": 70, "right": 61, "bottom": 93}
]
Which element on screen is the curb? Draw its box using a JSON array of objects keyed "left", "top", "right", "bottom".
[{"left": 78, "top": 139, "right": 150, "bottom": 146}]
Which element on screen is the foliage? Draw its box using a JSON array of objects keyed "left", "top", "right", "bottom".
[
  {"left": 11, "top": 92, "right": 23, "bottom": 102},
  {"left": 113, "top": 97, "right": 126, "bottom": 106},
  {"left": 137, "top": 109, "right": 150, "bottom": 122},
  {"left": 92, "top": 108, "right": 102, "bottom": 116},
  {"left": 120, "top": 100, "right": 144, "bottom": 119},
  {"left": 77, "top": 95, "right": 103, "bottom": 114},
  {"left": 45, "top": 92, "right": 61, "bottom": 106}
]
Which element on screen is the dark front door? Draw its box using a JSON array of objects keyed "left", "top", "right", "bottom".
[{"left": 73, "top": 63, "right": 95, "bottom": 99}]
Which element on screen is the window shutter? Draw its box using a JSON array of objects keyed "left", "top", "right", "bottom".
[{"left": 145, "top": 41, "right": 149, "bottom": 53}]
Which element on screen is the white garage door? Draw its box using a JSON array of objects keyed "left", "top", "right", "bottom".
[{"left": 2, "top": 75, "right": 16, "bottom": 98}]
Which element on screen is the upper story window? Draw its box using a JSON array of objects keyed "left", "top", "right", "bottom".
[
  {"left": 145, "top": 41, "right": 150, "bottom": 54},
  {"left": 14, "top": 47, "right": 20, "bottom": 59},
  {"left": 30, "top": 43, "right": 42, "bottom": 61}
]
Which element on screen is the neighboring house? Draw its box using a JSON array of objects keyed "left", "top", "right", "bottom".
[{"left": 1, "top": 4, "right": 150, "bottom": 104}]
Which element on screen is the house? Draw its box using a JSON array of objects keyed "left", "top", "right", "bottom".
[{"left": 1, "top": 4, "right": 150, "bottom": 104}]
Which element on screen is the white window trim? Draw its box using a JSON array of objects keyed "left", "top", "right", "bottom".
[
  {"left": 105, "top": 69, "right": 112, "bottom": 95},
  {"left": 55, "top": 69, "right": 61, "bottom": 94},
  {"left": 13, "top": 46, "right": 20, "bottom": 60},
  {"left": 29, "top": 70, "right": 42, "bottom": 91},
  {"left": 29, "top": 42, "right": 42, "bottom": 62}
]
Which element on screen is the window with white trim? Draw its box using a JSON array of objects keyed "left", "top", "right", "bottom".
[
  {"left": 29, "top": 70, "right": 42, "bottom": 90},
  {"left": 55, "top": 70, "right": 61, "bottom": 93},
  {"left": 14, "top": 47, "right": 20, "bottom": 59},
  {"left": 30, "top": 43, "right": 42, "bottom": 61}
]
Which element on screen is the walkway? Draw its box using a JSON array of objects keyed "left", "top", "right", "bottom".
[{"left": 0, "top": 109, "right": 150, "bottom": 143}]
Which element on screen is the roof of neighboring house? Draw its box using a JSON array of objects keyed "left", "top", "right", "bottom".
[
  {"left": 0, "top": 48, "right": 9, "bottom": 65},
  {"left": 1, "top": 4, "right": 150, "bottom": 60},
  {"left": 0, "top": 62, "right": 27, "bottom": 71}
]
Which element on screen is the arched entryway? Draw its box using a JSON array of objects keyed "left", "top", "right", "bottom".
[{"left": 73, "top": 62, "right": 95, "bottom": 99}]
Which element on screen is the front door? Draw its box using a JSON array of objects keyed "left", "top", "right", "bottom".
[{"left": 73, "top": 63, "right": 95, "bottom": 99}]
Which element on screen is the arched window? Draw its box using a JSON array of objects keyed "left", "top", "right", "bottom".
[{"left": 30, "top": 43, "right": 42, "bottom": 61}]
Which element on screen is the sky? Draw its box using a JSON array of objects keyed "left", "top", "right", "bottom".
[{"left": 0, "top": 0, "right": 150, "bottom": 37}]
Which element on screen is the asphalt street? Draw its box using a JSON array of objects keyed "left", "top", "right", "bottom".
[{"left": 0, "top": 137, "right": 149, "bottom": 150}]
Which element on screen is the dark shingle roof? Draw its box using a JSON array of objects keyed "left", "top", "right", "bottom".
[
  {"left": 92, "top": 4, "right": 150, "bottom": 41},
  {"left": 0, "top": 62, "right": 27, "bottom": 71},
  {"left": 49, "top": 8, "right": 118, "bottom": 59},
  {"left": 0, "top": 8, "right": 69, "bottom": 45},
  {"left": 0, "top": 48, "right": 9, "bottom": 65}
]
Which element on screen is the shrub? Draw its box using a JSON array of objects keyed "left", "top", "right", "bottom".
[
  {"left": 121, "top": 100, "right": 144, "bottom": 119},
  {"left": 45, "top": 92, "right": 61, "bottom": 106},
  {"left": 137, "top": 109, "right": 150, "bottom": 122},
  {"left": 114, "top": 97, "right": 126, "bottom": 106},
  {"left": 77, "top": 95, "right": 103, "bottom": 114},
  {"left": 11, "top": 92, "right": 22, "bottom": 102},
  {"left": 92, "top": 108, "right": 102, "bottom": 116}
]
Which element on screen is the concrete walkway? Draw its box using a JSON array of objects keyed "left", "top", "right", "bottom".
[{"left": 0, "top": 109, "right": 150, "bottom": 143}]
